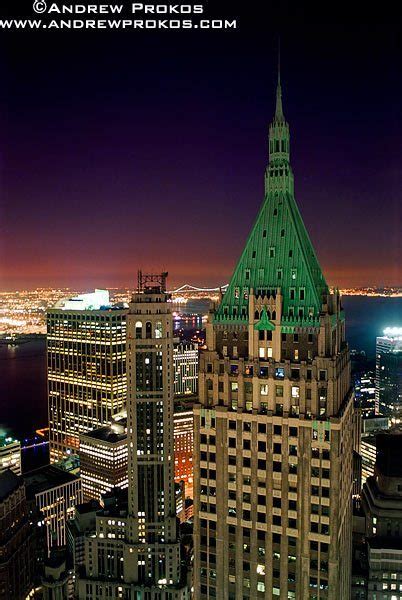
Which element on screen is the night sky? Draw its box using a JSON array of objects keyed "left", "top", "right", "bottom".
[{"left": 0, "top": 4, "right": 401, "bottom": 290}]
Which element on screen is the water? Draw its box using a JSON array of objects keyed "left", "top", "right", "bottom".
[
  {"left": 0, "top": 297, "right": 401, "bottom": 443},
  {"left": 342, "top": 296, "right": 402, "bottom": 358}
]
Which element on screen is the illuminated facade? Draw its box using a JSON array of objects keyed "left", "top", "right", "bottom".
[
  {"left": 174, "top": 407, "right": 194, "bottom": 499},
  {"left": 193, "top": 72, "right": 354, "bottom": 599},
  {"left": 375, "top": 328, "right": 402, "bottom": 419},
  {"left": 47, "top": 290, "right": 127, "bottom": 462},
  {"left": 24, "top": 464, "right": 82, "bottom": 555},
  {"left": 361, "top": 436, "right": 377, "bottom": 486},
  {"left": 79, "top": 420, "right": 128, "bottom": 501},
  {"left": 174, "top": 342, "right": 198, "bottom": 396},
  {"left": 0, "top": 435, "right": 21, "bottom": 476},
  {"left": 77, "top": 274, "right": 189, "bottom": 599}
]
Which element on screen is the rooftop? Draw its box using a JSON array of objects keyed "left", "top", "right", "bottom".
[
  {"left": 76, "top": 499, "right": 102, "bottom": 515},
  {"left": 81, "top": 421, "right": 127, "bottom": 444},
  {"left": 23, "top": 464, "right": 79, "bottom": 499}
]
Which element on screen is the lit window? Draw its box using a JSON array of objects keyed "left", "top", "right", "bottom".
[
  {"left": 260, "top": 384, "right": 268, "bottom": 396},
  {"left": 291, "top": 386, "right": 300, "bottom": 399}
]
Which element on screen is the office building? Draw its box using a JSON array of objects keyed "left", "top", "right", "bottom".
[
  {"left": 41, "top": 551, "right": 71, "bottom": 600},
  {"left": 362, "top": 416, "right": 389, "bottom": 436},
  {"left": 193, "top": 70, "right": 354, "bottom": 599},
  {"left": 361, "top": 431, "right": 402, "bottom": 599},
  {"left": 47, "top": 289, "right": 127, "bottom": 461},
  {"left": 174, "top": 342, "right": 198, "bottom": 396},
  {"left": 77, "top": 273, "right": 189, "bottom": 598},
  {"left": 361, "top": 436, "right": 377, "bottom": 487},
  {"left": 67, "top": 499, "right": 101, "bottom": 578},
  {"left": 24, "top": 464, "right": 82, "bottom": 555},
  {"left": 0, "top": 470, "right": 35, "bottom": 600},
  {"left": 375, "top": 328, "right": 402, "bottom": 418},
  {"left": 79, "top": 420, "right": 128, "bottom": 501},
  {"left": 0, "top": 434, "right": 21, "bottom": 476},
  {"left": 355, "top": 371, "right": 376, "bottom": 418},
  {"left": 174, "top": 405, "right": 194, "bottom": 499}
]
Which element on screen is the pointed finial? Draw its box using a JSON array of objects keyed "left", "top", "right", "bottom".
[{"left": 275, "top": 37, "right": 284, "bottom": 120}]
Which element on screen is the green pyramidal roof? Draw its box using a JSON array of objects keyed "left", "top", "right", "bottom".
[{"left": 215, "top": 73, "right": 328, "bottom": 327}]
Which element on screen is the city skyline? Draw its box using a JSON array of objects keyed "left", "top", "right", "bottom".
[{"left": 1, "top": 22, "right": 401, "bottom": 291}]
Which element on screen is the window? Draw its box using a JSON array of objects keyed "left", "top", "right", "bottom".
[
  {"left": 290, "top": 288, "right": 295, "bottom": 300},
  {"left": 299, "top": 288, "right": 305, "bottom": 300},
  {"left": 245, "top": 270, "right": 250, "bottom": 281},
  {"left": 145, "top": 321, "right": 152, "bottom": 339},
  {"left": 263, "top": 229, "right": 267, "bottom": 238},
  {"left": 155, "top": 321, "right": 162, "bottom": 338},
  {"left": 260, "top": 384, "right": 268, "bottom": 396},
  {"left": 275, "top": 368, "right": 285, "bottom": 379},
  {"left": 277, "top": 268, "right": 283, "bottom": 280},
  {"left": 135, "top": 321, "right": 142, "bottom": 339},
  {"left": 270, "top": 247, "right": 275, "bottom": 258},
  {"left": 291, "top": 268, "right": 297, "bottom": 280}
]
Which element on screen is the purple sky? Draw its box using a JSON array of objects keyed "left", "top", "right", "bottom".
[{"left": 0, "top": 13, "right": 401, "bottom": 290}]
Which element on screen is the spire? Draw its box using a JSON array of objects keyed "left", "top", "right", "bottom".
[{"left": 275, "top": 40, "right": 284, "bottom": 121}]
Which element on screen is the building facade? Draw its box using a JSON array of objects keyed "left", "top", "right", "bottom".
[
  {"left": 77, "top": 273, "right": 189, "bottom": 599},
  {"left": 173, "top": 406, "right": 194, "bottom": 499},
  {"left": 0, "top": 435, "right": 21, "bottom": 476},
  {"left": 47, "top": 290, "right": 127, "bottom": 461},
  {"left": 361, "top": 432, "right": 402, "bottom": 599},
  {"left": 193, "top": 73, "right": 354, "bottom": 599},
  {"left": 0, "top": 470, "right": 35, "bottom": 600},
  {"left": 375, "top": 329, "right": 402, "bottom": 419},
  {"left": 24, "top": 464, "right": 83, "bottom": 555},
  {"left": 79, "top": 420, "right": 128, "bottom": 501},
  {"left": 174, "top": 342, "right": 198, "bottom": 396}
]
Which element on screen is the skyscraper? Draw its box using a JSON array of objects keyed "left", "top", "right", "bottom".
[
  {"left": 193, "top": 70, "right": 354, "bottom": 599},
  {"left": 375, "top": 328, "right": 402, "bottom": 419},
  {"left": 174, "top": 342, "right": 199, "bottom": 396},
  {"left": 47, "top": 289, "right": 127, "bottom": 461},
  {"left": 77, "top": 273, "right": 189, "bottom": 598},
  {"left": 174, "top": 405, "right": 194, "bottom": 499},
  {"left": 79, "top": 419, "right": 128, "bottom": 501}
]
